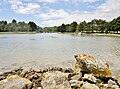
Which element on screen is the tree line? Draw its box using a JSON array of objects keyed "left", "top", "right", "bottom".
[
  {"left": 44, "top": 16, "right": 120, "bottom": 34},
  {"left": 0, "top": 19, "right": 43, "bottom": 33}
]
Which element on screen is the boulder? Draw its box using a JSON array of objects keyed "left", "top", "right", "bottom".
[
  {"left": 41, "top": 71, "right": 71, "bottom": 89},
  {"left": 0, "top": 75, "right": 32, "bottom": 89},
  {"left": 74, "top": 54, "right": 112, "bottom": 77}
]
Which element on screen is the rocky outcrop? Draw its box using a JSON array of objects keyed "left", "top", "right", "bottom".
[{"left": 0, "top": 54, "right": 119, "bottom": 89}]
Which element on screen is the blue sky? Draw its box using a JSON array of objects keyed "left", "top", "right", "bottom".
[{"left": 0, "top": 0, "right": 120, "bottom": 27}]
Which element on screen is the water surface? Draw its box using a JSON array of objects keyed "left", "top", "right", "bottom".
[{"left": 0, "top": 33, "right": 120, "bottom": 75}]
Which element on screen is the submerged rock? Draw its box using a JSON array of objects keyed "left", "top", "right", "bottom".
[
  {"left": 74, "top": 54, "right": 112, "bottom": 77},
  {"left": 0, "top": 75, "right": 32, "bottom": 89},
  {"left": 41, "top": 71, "right": 71, "bottom": 89}
]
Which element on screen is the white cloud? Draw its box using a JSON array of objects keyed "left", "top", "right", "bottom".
[
  {"left": 64, "top": 0, "right": 99, "bottom": 3},
  {"left": 5, "top": 0, "right": 120, "bottom": 27},
  {"left": 38, "top": 9, "right": 69, "bottom": 20},
  {"left": 73, "top": 0, "right": 98, "bottom": 3},
  {"left": 8, "top": 0, "right": 40, "bottom": 14},
  {"left": 38, "top": 0, "right": 120, "bottom": 27},
  {"left": 37, "top": 0, "right": 58, "bottom": 3}
]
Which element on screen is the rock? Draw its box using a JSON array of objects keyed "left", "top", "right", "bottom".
[
  {"left": 20, "top": 70, "right": 28, "bottom": 77},
  {"left": 81, "top": 82, "right": 99, "bottom": 89},
  {"left": 69, "top": 72, "right": 82, "bottom": 81},
  {"left": 74, "top": 54, "right": 112, "bottom": 77},
  {"left": 69, "top": 80, "right": 83, "bottom": 88},
  {"left": 41, "top": 71, "right": 71, "bottom": 89},
  {"left": 116, "top": 74, "right": 120, "bottom": 85},
  {"left": 83, "top": 74, "right": 97, "bottom": 84},
  {"left": 0, "top": 76, "right": 6, "bottom": 81},
  {"left": 101, "top": 83, "right": 119, "bottom": 89},
  {"left": 107, "top": 79, "right": 119, "bottom": 89},
  {"left": 37, "top": 87, "right": 43, "bottom": 89},
  {"left": 0, "top": 75, "right": 32, "bottom": 89},
  {"left": 64, "top": 68, "right": 74, "bottom": 73}
]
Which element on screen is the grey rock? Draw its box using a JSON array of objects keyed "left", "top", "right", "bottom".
[
  {"left": 41, "top": 71, "right": 71, "bottom": 89},
  {"left": 0, "top": 75, "right": 32, "bottom": 89},
  {"left": 81, "top": 82, "right": 99, "bottom": 89},
  {"left": 69, "top": 72, "right": 82, "bottom": 81},
  {"left": 83, "top": 74, "right": 97, "bottom": 83},
  {"left": 69, "top": 80, "right": 83, "bottom": 88}
]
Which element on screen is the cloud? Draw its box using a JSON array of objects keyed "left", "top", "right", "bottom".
[
  {"left": 7, "top": 0, "right": 40, "bottom": 14},
  {"left": 37, "top": 0, "right": 58, "bottom": 3},
  {"left": 64, "top": 0, "right": 99, "bottom": 3},
  {"left": 5, "top": 0, "right": 120, "bottom": 27},
  {"left": 38, "top": 0, "right": 120, "bottom": 27}
]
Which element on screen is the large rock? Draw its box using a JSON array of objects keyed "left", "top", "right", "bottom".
[
  {"left": 74, "top": 54, "right": 112, "bottom": 77},
  {"left": 41, "top": 71, "right": 71, "bottom": 89},
  {"left": 0, "top": 75, "right": 32, "bottom": 89}
]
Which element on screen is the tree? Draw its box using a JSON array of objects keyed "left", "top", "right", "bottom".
[
  {"left": 70, "top": 21, "right": 77, "bottom": 32},
  {"left": 76, "top": 24, "right": 80, "bottom": 33},
  {"left": 0, "top": 21, "right": 7, "bottom": 32},
  {"left": 109, "top": 16, "right": 120, "bottom": 33},
  {"left": 60, "top": 23, "right": 66, "bottom": 32},
  {"left": 79, "top": 21, "right": 87, "bottom": 32},
  {"left": 28, "top": 21, "right": 37, "bottom": 32},
  {"left": 12, "top": 19, "right": 17, "bottom": 23}
]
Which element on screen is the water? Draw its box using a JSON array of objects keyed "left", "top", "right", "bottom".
[{"left": 0, "top": 33, "right": 120, "bottom": 76}]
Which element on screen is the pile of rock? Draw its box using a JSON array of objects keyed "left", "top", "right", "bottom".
[{"left": 0, "top": 54, "right": 119, "bottom": 89}]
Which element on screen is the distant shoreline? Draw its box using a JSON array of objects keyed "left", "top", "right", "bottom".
[
  {"left": 0, "top": 32, "right": 120, "bottom": 37},
  {"left": 60, "top": 32, "right": 120, "bottom": 37},
  {"left": 0, "top": 32, "right": 37, "bottom": 34},
  {"left": 79, "top": 33, "right": 120, "bottom": 37}
]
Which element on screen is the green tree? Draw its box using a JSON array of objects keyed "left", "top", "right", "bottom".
[
  {"left": 28, "top": 21, "right": 38, "bottom": 32},
  {"left": 70, "top": 21, "right": 77, "bottom": 32},
  {"left": 12, "top": 19, "right": 17, "bottom": 23},
  {"left": 60, "top": 23, "right": 66, "bottom": 32}
]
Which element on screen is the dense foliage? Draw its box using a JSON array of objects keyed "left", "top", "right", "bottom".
[
  {"left": 0, "top": 19, "right": 43, "bottom": 32},
  {"left": 0, "top": 16, "right": 120, "bottom": 33},
  {"left": 44, "top": 16, "right": 120, "bottom": 34}
]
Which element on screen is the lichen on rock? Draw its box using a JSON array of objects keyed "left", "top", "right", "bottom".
[{"left": 74, "top": 54, "right": 112, "bottom": 77}]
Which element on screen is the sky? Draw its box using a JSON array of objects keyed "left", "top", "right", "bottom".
[{"left": 0, "top": 0, "right": 120, "bottom": 27}]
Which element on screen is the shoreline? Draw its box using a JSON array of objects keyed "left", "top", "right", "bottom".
[
  {"left": 0, "top": 32, "right": 120, "bottom": 37},
  {"left": 0, "top": 32, "right": 37, "bottom": 34},
  {"left": 0, "top": 54, "right": 120, "bottom": 89},
  {"left": 80, "top": 33, "right": 120, "bottom": 37},
  {"left": 58, "top": 32, "right": 120, "bottom": 37}
]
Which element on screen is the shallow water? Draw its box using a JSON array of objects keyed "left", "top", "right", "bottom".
[{"left": 0, "top": 33, "right": 120, "bottom": 76}]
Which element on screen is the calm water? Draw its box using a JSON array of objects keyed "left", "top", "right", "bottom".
[{"left": 0, "top": 33, "right": 120, "bottom": 75}]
